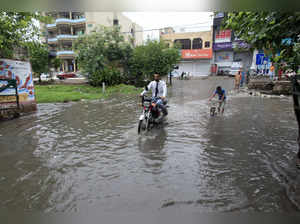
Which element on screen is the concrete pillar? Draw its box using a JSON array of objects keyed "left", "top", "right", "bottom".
[{"left": 69, "top": 12, "right": 72, "bottom": 19}]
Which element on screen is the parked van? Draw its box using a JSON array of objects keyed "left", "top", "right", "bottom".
[{"left": 230, "top": 61, "right": 243, "bottom": 76}]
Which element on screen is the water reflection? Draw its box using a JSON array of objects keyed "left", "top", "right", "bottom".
[
  {"left": 138, "top": 127, "right": 167, "bottom": 174},
  {"left": 1, "top": 78, "right": 300, "bottom": 212}
]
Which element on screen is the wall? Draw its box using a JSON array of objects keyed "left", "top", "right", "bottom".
[
  {"left": 85, "top": 12, "right": 143, "bottom": 46},
  {"left": 160, "top": 30, "right": 213, "bottom": 48}
]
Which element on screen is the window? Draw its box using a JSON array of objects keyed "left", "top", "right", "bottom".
[
  {"left": 205, "top": 41, "right": 210, "bottom": 48},
  {"left": 192, "top": 38, "right": 203, "bottom": 49},
  {"left": 88, "top": 24, "right": 93, "bottom": 28},
  {"left": 174, "top": 39, "right": 191, "bottom": 49},
  {"left": 113, "top": 19, "right": 119, "bottom": 26}
]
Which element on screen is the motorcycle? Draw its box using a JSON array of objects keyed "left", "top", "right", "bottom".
[{"left": 138, "top": 95, "right": 167, "bottom": 134}]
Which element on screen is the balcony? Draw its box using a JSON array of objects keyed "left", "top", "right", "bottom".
[
  {"left": 49, "top": 51, "right": 57, "bottom": 56},
  {"left": 56, "top": 18, "right": 86, "bottom": 26},
  {"left": 56, "top": 50, "right": 76, "bottom": 58},
  {"left": 47, "top": 18, "right": 86, "bottom": 30},
  {"left": 57, "top": 35, "right": 78, "bottom": 41},
  {"left": 47, "top": 23, "right": 57, "bottom": 29},
  {"left": 48, "top": 38, "right": 58, "bottom": 43}
]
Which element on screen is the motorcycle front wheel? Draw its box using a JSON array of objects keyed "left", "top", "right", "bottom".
[{"left": 138, "top": 120, "right": 143, "bottom": 134}]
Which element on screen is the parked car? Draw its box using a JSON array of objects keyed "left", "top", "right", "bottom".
[
  {"left": 57, "top": 73, "right": 77, "bottom": 80},
  {"left": 40, "top": 73, "right": 50, "bottom": 81},
  {"left": 230, "top": 62, "right": 243, "bottom": 76}
]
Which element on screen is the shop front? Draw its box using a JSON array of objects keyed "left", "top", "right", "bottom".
[{"left": 178, "top": 49, "right": 213, "bottom": 76}]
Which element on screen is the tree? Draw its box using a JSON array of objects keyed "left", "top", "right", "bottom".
[
  {"left": 74, "top": 26, "right": 133, "bottom": 86},
  {"left": 50, "top": 57, "right": 62, "bottom": 72},
  {"left": 223, "top": 12, "right": 300, "bottom": 72},
  {"left": 0, "top": 12, "right": 47, "bottom": 59},
  {"left": 27, "top": 42, "right": 49, "bottom": 83},
  {"left": 128, "top": 40, "right": 181, "bottom": 85}
]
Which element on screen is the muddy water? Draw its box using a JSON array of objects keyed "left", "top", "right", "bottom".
[{"left": 1, "top": 77, "right": 300, "bottom": 212}]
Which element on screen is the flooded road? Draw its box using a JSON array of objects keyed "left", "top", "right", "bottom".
[{"left": 1, "top": 77, "right": 300, "bottom": 212}]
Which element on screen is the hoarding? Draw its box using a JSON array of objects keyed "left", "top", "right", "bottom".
[
  {"left": 215, "top": 29, "right": 231, "bottom": 43},
  {"left": 0, "top": 59, "right": 36, "bottom": 111},
  {"left": 213, "top": 42, "right": 232, "bottom": 51},
  {"left": 181, "top": 49, "right": 213, "bottom": 59}
]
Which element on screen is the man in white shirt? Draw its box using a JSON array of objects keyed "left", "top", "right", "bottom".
[{"left": 140, "top": 73, "right": 168, "bottom": 117}]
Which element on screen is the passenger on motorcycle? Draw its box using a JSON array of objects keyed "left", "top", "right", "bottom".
[{"left": 140, "top": 73, "right": 168, "bottom": 117}]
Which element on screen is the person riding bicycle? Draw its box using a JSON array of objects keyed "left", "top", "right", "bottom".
[
  {"left": 209, "top": 86, "right": 226, "bottom": 114},
  {"left": 140, "top": 73, "right": 168, "bottom": 118}
]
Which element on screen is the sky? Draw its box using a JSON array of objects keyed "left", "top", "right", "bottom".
[{"left": 123, "top": 12, "right": 214, "bottom": 40}]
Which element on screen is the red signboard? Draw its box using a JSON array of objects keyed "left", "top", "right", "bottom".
[
  {"left": 215, "top": 29, "right": 231, "bottom": 43},
  {"left": 181, "top": 49, "right": 213, "bottom": 59}
]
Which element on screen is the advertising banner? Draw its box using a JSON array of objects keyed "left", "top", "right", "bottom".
[
  {"left": 232, "top": 40, "right": 250, "bottom": 50},
  {"left": 181, "top": 49, "right": 213, "bottom": 59},
  {"left": 215, "top": 29, "right": 231, "bottom": 43},
  {"left": 213, "top": 42, "right": 232, "bottom": 51},
  {"left": 0, "top": 59, "right": 36, "bottom": 110}
]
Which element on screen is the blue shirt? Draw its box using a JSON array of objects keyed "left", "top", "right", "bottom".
[{"left": 215, "top": 89, "right": 226, "bottom": 100}]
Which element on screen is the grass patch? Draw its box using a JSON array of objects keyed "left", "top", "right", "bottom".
[{"left": 35, "top": 84, "right": 142, "bottom": 103}]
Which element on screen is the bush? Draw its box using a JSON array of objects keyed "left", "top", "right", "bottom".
[{"left": 88, "top": 67, "right": 123, "bottom": 86}]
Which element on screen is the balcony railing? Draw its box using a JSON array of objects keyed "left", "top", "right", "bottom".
[
  {"left": 57, "top": 35, "right": 78, "bottom": 40},
  {"left": 56, "top": 50, "right": 76, "bottom": 57},
  {"left": 48, "top": 38, "right": 58, "bottom": 43},
  {"left": 56, "top": 18, "right": 86, "bottom": 25},
  {"left": 47, "top": 18, "right": 86, "bottom": 29},
  {"left": 47, "top": 23, "right": 56, "bottom": 28}
]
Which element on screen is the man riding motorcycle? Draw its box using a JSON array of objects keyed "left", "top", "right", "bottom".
[{"left": 140, "top": 73, "right": 168, "bottom": 120}]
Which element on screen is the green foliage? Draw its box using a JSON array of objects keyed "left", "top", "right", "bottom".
[
  {"left": 0, "top": 12, "right": 44, "bottom": 58},
  {"left": 74, "top": 26, "right": 133, "bottom": 86},
  {"left": 50, "top": 57, "right": 62, "bottom": 71},
  {"left": 223, "top": 12, "right": 300, "bottom": 72},
  {"left": 128, "top": 40, "right": 181, "bottom": 85},
  {"left": 88, "top": 67, "right": 123, "bottom": 86},
  {"left": 27, "top": 42, "right": 49, "bottom": 80},
  {"left": 35, "top": 84, "right": 142, "bottom": 103},
  {"left": 74, "top": 27, "right": 180, "bottom": 87}
]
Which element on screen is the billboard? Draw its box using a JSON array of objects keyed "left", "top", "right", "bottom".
[
  {"left": 215, "top": 29, "right": 231, "bottom": 43},
  {"left": 181, "top": 49, "right": 213, "bottom": 59},
  {"left": 213, "top": 42, "right": 232, "bottom": 51},
  {"left": 0, "top": 59, "right": 36, "bottom": 111}
]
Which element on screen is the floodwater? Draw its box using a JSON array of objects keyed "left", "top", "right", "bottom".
[{"left": 1, "top": 77, "right": 300, "bottom": 212}]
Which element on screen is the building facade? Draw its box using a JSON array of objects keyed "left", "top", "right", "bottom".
[
  {"left": 212, "top": 12, "right": 252, "bottom": 75},
  {"left": 44, "top": 12, "right": 143, "bottom": 73},
  {"left": 160, "top": 28, "right": 213, "bottom": 76}
]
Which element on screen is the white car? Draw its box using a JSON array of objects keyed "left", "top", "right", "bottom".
[
  {"left": 230, "top": 62, "right": 243, "bottom": 76},
  {"left": 40, "top": 73, "right": 50, "bottom": 81}
]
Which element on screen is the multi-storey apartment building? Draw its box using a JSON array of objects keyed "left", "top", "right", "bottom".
[
  {"left": 44, "top": 12, "right": 143, "bottom": 73},
  {"left": 160, "top": 27, "right": 213, "bottom": 76}
]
